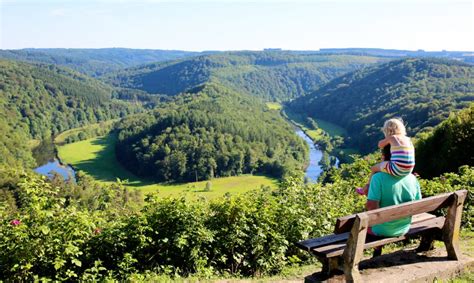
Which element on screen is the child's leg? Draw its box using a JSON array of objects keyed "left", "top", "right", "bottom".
[{"left": 357, "top": 162, "right": 386, "bottom": 195}]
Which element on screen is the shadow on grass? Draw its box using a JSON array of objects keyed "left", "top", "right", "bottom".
[
  {"left": 68, "top": 134, "right": 279, "bottom": 196},
  {"left": 72, "top": 134, "right": 152, "bottom": 186},
  {"left": 70, "top": 134, "right": 204, "bottom": 189}
]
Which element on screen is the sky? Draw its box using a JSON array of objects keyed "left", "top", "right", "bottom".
[{"left": 1, "top": 0, "right": 473, "bottom": 51}]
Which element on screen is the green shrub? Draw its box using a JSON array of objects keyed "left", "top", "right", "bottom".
[{"left": 0, "top": 164, "right": 472, "bottom": 280}]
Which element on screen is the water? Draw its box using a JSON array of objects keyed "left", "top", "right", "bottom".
[
  {"left": 34, "top": 159, "right": 76, "bottom": 182},
  {"left": 295, "top": 129, "right": 324, "bottom": 182}
]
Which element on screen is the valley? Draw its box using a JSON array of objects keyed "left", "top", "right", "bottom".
[
  {"left": 1, "top": 48, "right": 472, "bottom": 281},
  {"left": 36, "top": 109, "right": 327, "bottom": 198}
]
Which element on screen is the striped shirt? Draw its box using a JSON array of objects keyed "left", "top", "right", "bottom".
[{"left": 384, "top": 145, "right": 415, "bottom": 177}]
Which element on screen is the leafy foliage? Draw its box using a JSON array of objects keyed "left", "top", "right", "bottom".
[
  {"left": 0, "top": 60, "right": 144, "bottom": 167},
  {"left": 105, "top": 52, "right": 384, "bottom": 101},
  {"left": 1, "top": 160, "right": 472, "bottom": 280},
  {"left": 115, "top": 83, "right": 308, "bottom": 182},
  {"left": 415, "top": 104, "right": 474, "bottom": 178},
  {"left": 290, "top": 58, "right": 474, "bottom": 153}
]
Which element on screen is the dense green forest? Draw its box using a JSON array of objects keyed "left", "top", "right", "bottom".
[
  {"left": 0, "top": 48, "right": 202, "bottom": 76},
  {"left": 105, "top": 52, "right": 384, "bottom": 101},
  {"left": 415, "top": 104, "right": 474, "bottom": 178},
  {"left": 0, "top": 60, "right": 144, "bottom": 167},
  {"left": 115, "top": 83, "right": 308, "bottom": 182},
  {"left": 290, "top": 58, "right": 474, "bottom": 153}
]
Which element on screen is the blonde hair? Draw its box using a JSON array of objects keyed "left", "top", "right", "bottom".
[{"left": 382, "top": 118, "right": 406, "bottom": 137}]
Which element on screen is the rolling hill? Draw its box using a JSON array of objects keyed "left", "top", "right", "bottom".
[
  {"left": 289, "top": 58, "right": 474, "bottom": 153},
  {"left": 114, "top": 83, "right": 309, "bottom": 182},
  {"left": 0, "top": 48, "right": 203, "bottom": 76},
  {"left": 0, "top": 59, "right": 144, "bottom": 167},
  {"left": 104, "top": 51, "right": 385, "bottom": 101}
]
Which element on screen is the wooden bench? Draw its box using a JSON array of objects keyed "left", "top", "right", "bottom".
[{"left": 296, "top": 189, "right": 468, "bottom": 282}]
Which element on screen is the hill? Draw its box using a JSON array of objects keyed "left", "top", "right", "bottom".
[
  {"left": 105, "top": 51, "right": 385, "bottom": 101},
  {"left": 319, "top": 48, "right": 474, "bottom": 63},
  {"left": 0, "top": 60, "right": 143, "bottom": 167},
  {"left": 0, "top": 48, "right": 203, "bottom": 76},
  {"left": 289, "top": 58, "right": 474, "bottom": 153},
  {"left": 115, "top": 83, "right": 309, "bottom": 182},
  {"left": 415, "top": 104, "right": 474, "bottom": 178}
]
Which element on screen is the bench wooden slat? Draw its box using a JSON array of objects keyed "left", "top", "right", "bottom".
[
  {"left": 366, "top": 195, "right": 456, "bottom": 226},
  {"left": 411, "top": 212, "right": 437, "bottom": 223},
  {"left": 334, "top": 192, "right": 458, "bottom": 234},
  {"left": 297, "top": 213, "right": 436, "bottom": 251},
  {"left": 296, "top": 232, "right": 349, "bottom": 251},
  {"left": 313, "top": 216, "right": 445, "bottom": 258}
]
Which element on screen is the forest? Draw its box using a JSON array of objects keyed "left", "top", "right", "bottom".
[
  {"left": 115, "top": 83, "right": 308, "bottom": 182},
  {"left": 415, "top": 104, "right": 474, "bottom": 178},
  {"left": 0, "top": 48, "right": 201, "bottom": 76},
  {"left": 104, "top": 52, "right": 384, "bottom": 101},
  {"left": 290, "top": 58, "right": 474, "bottom": 153},
  {"left": 0, "top": 60, "right": 144, "bottom": 168}
]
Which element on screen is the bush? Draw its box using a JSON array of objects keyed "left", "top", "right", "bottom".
[{"left": 0, "top": 163, "right": 472, "bottom": 280}]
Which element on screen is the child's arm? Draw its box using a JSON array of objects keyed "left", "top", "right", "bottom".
[{"left": 378, "top": 136, "right": 392, "bottom": 149}]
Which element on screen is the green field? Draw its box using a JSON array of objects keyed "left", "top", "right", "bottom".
[
  {"left": 57, "top": 134, "right": 279, "bottom": 199},
  {"left": 313, "top": 118, "right": 347, "bottom": 137},
  {"left": 266, "top": 102, "right": 283, "bottom": 110},
  {"left": 283, "top": 108, "right": 347, "bottom": 137}
]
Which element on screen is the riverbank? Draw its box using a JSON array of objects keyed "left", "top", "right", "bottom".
[
  {"left": 281, "top": 106, "right": 359, "bottom": 164},
  {"left": 277, "top": 106, "right": 341, "bottom": 172}
]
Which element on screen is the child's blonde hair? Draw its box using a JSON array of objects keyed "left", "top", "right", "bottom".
[{"left": 382, "top": 118, "right": 406, "bottom": 137}]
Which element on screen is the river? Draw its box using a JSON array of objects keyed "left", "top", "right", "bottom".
[
  {"left": 34, "top": 159, "right": 76, "bottom": 182},
  {"left": 295, "top": 128, "right": 325, "bottom": 182},
  {"left": 33, "top": 138, "right": 76, "bottom": 182},
  {"left": 34, "top": 129, "right": 330, "bottom": 183}
]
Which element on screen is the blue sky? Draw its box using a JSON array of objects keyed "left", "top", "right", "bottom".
[{"left": 1, "top": 0, "right": 472, "bottom": 51}]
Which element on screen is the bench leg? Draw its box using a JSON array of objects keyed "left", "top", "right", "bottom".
[
  {"left": 442, "top": 191, "right": 466, "bottom": 260},
  {"left": 342, "top": 213, "right": 369, "bottom": 283},
  {"left": 417, "top": 234, "right": 436, "bottom": 252},
  {"left": 316, "top": 255, "right": 340, "bottom": 276}
]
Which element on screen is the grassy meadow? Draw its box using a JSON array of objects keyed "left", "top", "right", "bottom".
[
  {"left": 57, "top": 134, "right": 279, "bottom": 199},
  {"left": 313, "top": 118, "right": 347, "bottom": 137},
  {"left": 283, "top": 108, "right": 346, "bottom": 137},
  {"left": 266, "top": 102, "right": 283, "bottom": 110}
]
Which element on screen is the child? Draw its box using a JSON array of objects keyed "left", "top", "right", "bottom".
[{"left": 357, "top": 118, "right": 415, "bottom": 195}]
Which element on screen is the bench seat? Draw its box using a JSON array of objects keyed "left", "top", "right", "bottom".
[
  {"left": 312, "top": 216, "right": 445, "bottom": 258},
  {"left": 295, "top": 190, "right": 468, "bottom": 282},
  {"left": 296, "top": 213, "right": 445, "bottom": 258}
]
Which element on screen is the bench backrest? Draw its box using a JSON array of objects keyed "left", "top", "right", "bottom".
[{"left": 334, "top": 189, "right": 468, "bottom": 234}]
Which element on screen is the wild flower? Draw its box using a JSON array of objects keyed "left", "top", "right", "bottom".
[{"left": 10, "top": 219, "right": 21, "bottom": 226}]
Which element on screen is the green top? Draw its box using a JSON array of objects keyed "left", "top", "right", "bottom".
[{"left": 368, "top": 172, "right": 421, "bottom": 237}]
